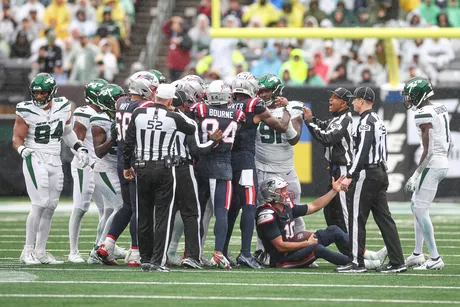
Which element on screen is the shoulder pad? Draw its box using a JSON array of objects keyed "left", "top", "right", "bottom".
[
  {"left": 414, "top": 108, "right": 434, "bottom": 126},
  {"left": 256, "top": 208, "right": 275, "bottom": 226},
  {"left": 193, "top": 103, "right": 206, "bottom": 118},
  {"left": 16, "top": 101, "right": 39, "bottom": 118},
  {"left": 90, "top": 112, "right": 111, "bottom": 126},
  {"left": 246, "top": 98, "right": 266, "bottom": 114},
  {"left": 287, "top": 101, "right": 304, "bottom": 118},
  {"left": 53, "top": 97, "right": 71, "bottom": 113}
]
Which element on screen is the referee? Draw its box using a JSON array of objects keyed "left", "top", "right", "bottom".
[
  {"left": 123, "top": 84, "right": 196, "bottom": 272},
  {"left": 303, "top": 87, "right": 353, "bottom": 233},
  {"left": 337, "top": 86, "right": 406, "bottom": 273}
]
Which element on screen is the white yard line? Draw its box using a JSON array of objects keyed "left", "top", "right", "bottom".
[{"left": 0, "top": 294, "right": 458, "bottom": 304}]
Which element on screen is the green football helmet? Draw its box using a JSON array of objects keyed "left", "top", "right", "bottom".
[
  {"left": 29, "top": 73, "right": 57, "bottom": 108},
  {"left": 85, "top": 78, "right": 109, "bottom": 105},
  {"left": 97, "top": 84, "right": 125, "bottom": 118},
  {"left": 257, "top": 73, "right": 283, "bottom": 106},
  {"left": 148, "top": 69, "right": 166, "bottom": 84},
  {"left": 402, "top": 77, "right": 434, "bottom": 110}
]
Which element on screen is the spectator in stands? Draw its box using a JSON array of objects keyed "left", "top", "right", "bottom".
[
  {"left": 281, "top": 69, "right": 301, "bottom": 86},
  {"left": 356, "top": 55, "right": 386, "bottom": 85},
  {"left": 306, "top": 66, "right": 326, "bottom": 86},
  {"left": 447, "top": 0, "right": 460, "bottom": 27},
  {"left": 28, "top": 8, "right": 46, "bottom": 38},
  {"left": 419, "top": 0, "right": 441, "bottom": 25},
  {"left": 334, "top": 0, "right": 356, "bottom": 25},
  {"left": 68, "top": 32, "right": 101, "bottom": 83},
  {"left": 420, "top": 37, "right": 455, "bottom": 70},
  {"left": 300, "top": 16, "right": 323, "bottom": 63},
  {"left": 279, "top": 48, "right": 308, "bottom": 84},
  {"left": 308, "top": 0, "right": 327, "bottom": 23},
  {"left": 407, "top": 10, "right": 428, "bottom": 27},
  {"left": 96, "top": 0, "right": 126, "bottom": 40},
  {"left": 10, "top": 31, "right": 31, "bottom": 58},
  {"left": 30, "top": 26, "right": 64, "bottom": 59},
  {"left": 312, "top": 51, "right": 329, "bottom": 84},
  {"left": 119, "top": 0, "right": 134, "bottom": 44},
  {"left": 51, "top": 63, "right": 68, "bottom": 84},
  {"left": 99, "top": 7, "right": 121, "bottom": 40},
  {"left": 360, "top": 68, "right": 374, "bottom": 85},
  {"left": 1, "top": 4, "right": 17, "bottom": 43},
  {"left": 331, "top": 9, "right": 351, "bottom": 27},
  {"left": 209, "top": 15, "right": 238, "bottom": 79},
  {"left": 0, "top": 33, "right": 11, "bottom": 57},
  {"left": 355, "top": 7, "right": 370, "bottom": 27},
  {"left": 436, "top": 11, "right": 452, "bottom": 27},
  {"left": 44, "top": 0, "right": 71, "bottom": 40},
  {"left": 14, "top": 17, "right": 38, "bottom": 44},
  {"left": 17, "top": 0, "right": 45, "bottom": 22},
  {"left": 69, "top": 0, "right": 96, "bottom": 22},
  {"left": 374, "top": 40, "right": 386, "bottom": 67},
  {"left": 268, "top": 17, "right": 297, "bottom": 49},
  {"left": 245, "top": 16, "right": 267, "bottom": 55},
  {"left": 69, "top": 8, "right": 97, "bottom": 37},
  {"left": 162, "top": 16, "right": 192, "bottom": 81},
  {"left": 188, "top": 14, "right": 211, "bottom": 58},
  {"left": 371, "top": 4, "right": 390, "bottom": 26},
  {"left": 323, "top": 40, "right": 341, "bottom": 81},
  {"left": 98, "top": 38, "right": 118, "bottom": 82},
  {"left": 92, "top": 24, "right": 120, "bottom": 59},
  {"left": 329, "top": 63, "right": 350, "bottom": 84},
  {"left": 222, "top": 0, "right": 243, "bottom": 24},
  {"left": 346, "top": 48, "right": 362, "bottom": 80},
  {"left": 280, "top": 0, "right": 303, "bottom": 27},
  {"left": 197, "top": 0, "right": 211, "bottom": 21},
  {"left": 251, "top": 44, "right": 282, "bottom": 76},
  {"left": 242, "top": 0, "right": 280, "bottom": 27},
  {"left": 33, "top": 28, "right": 62, "bottom": 73}
]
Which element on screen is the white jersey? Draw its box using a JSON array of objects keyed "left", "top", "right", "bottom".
[
  {"left": 255, "top": 101, "right": 303, "bottom": 173},
  {"left": 414, "top": 103, "right": 450, "bottom": 169},
  {"left": 15, "top": 97, "right": 71, "bottom": 166},
  {"left": 71, "top": 105, "right": 98, "bottom": 168},
  {"left": 90, "top": 112, "right": 117, "bottom": 172}
]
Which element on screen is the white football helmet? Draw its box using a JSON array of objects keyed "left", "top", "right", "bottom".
[
  {"left": 259, "top": 177, "right": 293, "bottom": 206},
  {"left": 128, "top": 71, "right": 159, "bottom": 101},
  {"left": 232, "top": 72, "right": 259, "bottom": 98},
  {"left": 207, "top": 80, "right": 231, "bottom": 106},
  {"left": 183, "top": 80, "right": 206, "bottom": 103},
  {"left": 182, "top": 74, "right": 205, "bottom": 87}
]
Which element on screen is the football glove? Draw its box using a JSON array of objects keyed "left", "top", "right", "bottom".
[
  {"left": 17, "top": 145, "right": 34, "bottom": 159},
  {"left": 404, "top": 175, "right": 418, "bottom": 193},
  {"left": 110, "top": 121, "right": 117, "bottom": 141},
  {"left": 76, "top": 147, "right": 90, "bottom": 168}
]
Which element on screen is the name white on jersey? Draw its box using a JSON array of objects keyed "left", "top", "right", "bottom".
[
  {"left": 90, "top": 112, "right": 117, "bottom": 172},
  {"left": 71, "top": 105, "right": 98, "bottom": 167},
  {"left": 16, "top": 98, "right": 71, "bottom": 165},
  {"left": 414, "top": 103, "right": 450, "bottom": 168}
]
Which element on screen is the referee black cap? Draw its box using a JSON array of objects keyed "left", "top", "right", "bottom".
[
  {"left": 172, "top": 90, "right": 189, "bottom": 107},
  {"left": 349, "top": 86, "right": 375, "bottom": 103},
  {"left": 328, "top": 87, "right": 352, "bottom": 102}
]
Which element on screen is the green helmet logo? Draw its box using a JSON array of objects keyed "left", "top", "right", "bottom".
[
  {"left": 402, "top": 77, "right": 434, "bottom": 110},
  {"left": 148, "top": 69, "right": 166, "bottom": 84},
  {"left": 29, "top": 73, "right": 57, "bottom": 108},
  {"left": 85, "top": 78, "right": 109, "bottom": 105},
  {"left": 97, "top": 84, "right": 125, "bottom": 118},
  {"left": 257, "top": 73, "right": 283, "bottom": 106}
]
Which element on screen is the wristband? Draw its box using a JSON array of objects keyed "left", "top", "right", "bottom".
[
  {"left": 73, "top": 141, "right": 84, "bottom": 151},
  {"left": 17, "top": 145, "right": 25, "bottom": 156}
]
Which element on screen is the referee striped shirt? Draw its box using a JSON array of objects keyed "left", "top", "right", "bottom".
[
  {"left": 348, "top": 109, "right": 388, "bottom": 176},
  {"left": 123, "top": 104, "right": 196, "bottom": 169},
  {"left": 307, "top": 110, "right": 354, "bottom": 166}
]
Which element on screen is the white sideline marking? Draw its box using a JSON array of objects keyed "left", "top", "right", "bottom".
[
  {"left": 0, "top": 271, "right": 37, "bottom": 282},
  {"left": 3, "top": 280, "right": 460, "bottom": 290},
  {"left": 0, "top": 267, "right": 459, "bottom": 277},
  {"left": 0, "top": 294, "right": 459, "bottom": 304}
]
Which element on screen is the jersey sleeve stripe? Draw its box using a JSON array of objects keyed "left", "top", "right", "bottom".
[
  {"left": 54, "top": 101, "right": 70, "bottom": 113},
  {"left": 16, "top": 108, "right": 39, "bottom": 115},
  {"left": 415, "top": 113, "right": 433, "bottom": 119},
  {"left": 292, "top": 106, "right": 303, "bottom": 111},
  {"left": 246, "top": 98, "right": 257, "bottom": 113},
  {"left": 73, "top": 112, "right": 91, "bottom": 118},
  {"left": 139, "top": 101, "right": 154, "bottom": 108},
  {"left": 90, "top": 116, "right": 112, "bottom": 123}
]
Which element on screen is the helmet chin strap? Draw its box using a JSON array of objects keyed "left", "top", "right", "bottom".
[{"left": 414, "top": 92, "right": 428, "bottom": 109}]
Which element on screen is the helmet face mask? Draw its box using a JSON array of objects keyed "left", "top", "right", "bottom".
[
  {"left": 259, "top": 177, "right": 293, "bottom": 206},
  {"left": 257, "top": 73, "right": 283, "bottom": 106},
  {"left": 29, "top": 73, "right": 57, "bottom": 108},
  {"left": 207, "top": 80, "right": 231, "bottom": 106},
  {"left": 402, "top": 77, "right": 434, "bottom": 110}
]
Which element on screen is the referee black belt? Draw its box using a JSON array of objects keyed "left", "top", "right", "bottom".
[
  {"left": 362, "top": 163, "right": 382, "bottom": 169},
  {"left": 139, "top": 157, "right": 192, "bottom": 167}
]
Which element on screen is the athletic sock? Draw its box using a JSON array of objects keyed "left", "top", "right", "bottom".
[
  {"left": 213, "top": 207, "right": 228, "bottom": 252},
  {"left": 98, "top": 208, "right": 116, "bottom": 246},
  {"left": 107, "top": 204, "right": 131, "bottom": 240},
  {"left": 25, "top": 205, "right": 45, "bottom": 246},
  {"left": 413, "top": 207, "right": 439, "bottom": 259},
  {"left": 223, "top": 203, "right": 239, "bottom": 256},
  {"left": 240, "top": 204, "right": 256, "bottom": 257},
  {"left": 95, "top": 207, "right": 113, "bottom": 245},
  {"left": 36, "top": 208, "right": 55, "bottom": 253},
  {"left": 69, "top": 208, "right": 86, "bottom": 253},
  {"left": 313, "top": 244, "right": 349, "bottom": 265},
  {"left": 413, "top": 215, "right": 424, "bottom": 255}
]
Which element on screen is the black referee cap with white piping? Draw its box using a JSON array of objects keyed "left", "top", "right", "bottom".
[
  {"left": 349, "top": 86, "right": 375, "bottom": 103},
  {"left": 328, "top": 87, "right": 352, "bottom": 102}
]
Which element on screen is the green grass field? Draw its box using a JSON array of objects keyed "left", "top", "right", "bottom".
[{"left": 0, "top": 200, "right": 459, "bottom": 307}]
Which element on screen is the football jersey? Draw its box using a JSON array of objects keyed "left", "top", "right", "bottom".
[
  {"left": 71, "top": 105, "right": 98, "bottom": 168},
  {"left": 414, "top": 103, "right": 450, "bottom": 168},
  {"left": 255, "top": 101, "right": 303, "bottom": 173},
  {"left": 195, "top": 103, "right": 245, "bottom": 180},
  {"left": 115, "top": 97, "right": 154, "bottom": 169},
  {"left": 90, "top": 112, "right": 118, "bottom": 172},
  {"left": 231, "top": 97, "right": 267, "bottom": 170},
  {"left": 15, "top": 97, "right": 71, "bottom": 166},
  {"left": 256, "top": 203, "right": 308, "bottom": 263}
]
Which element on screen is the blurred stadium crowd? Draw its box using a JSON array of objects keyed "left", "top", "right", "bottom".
[
  {"left": 0, "top": 0, "right": 138, "bottom": 84},
  {"left": 163, "top": 0, "right": 460, "bottom": 86}
]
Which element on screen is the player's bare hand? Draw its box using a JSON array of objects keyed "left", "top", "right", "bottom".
[
  {"left": 307, "top": 233, "right": 318, "bottom": 245},
  {"left": 303, "top": 106, "right": 313, "bottom": 122},
  {"left": 338, "top": 177, "right": 352, "bottom": 192},
  {"left": 208, "top": 129, "right": 223, "bottom": 142},
  {"left": 275, "top": 97, "right": 288, "bottom": 108},
  {"left": 123, "top": 167, "right": 135, "bottom": 181}
]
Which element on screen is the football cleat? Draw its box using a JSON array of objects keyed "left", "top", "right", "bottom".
[
  {"left": 182, "top": 258, "right": 203, "bottom": 269},
  {"left": 413, "top": 258, "right": 444, "bottom": 270},
  {"left": 210, "top": 253, "right": 231, "bottom": 269},
  {"left": 405, "top": 253, "right": 425, "bottom": 268},
  {"left": 226, "top": 252, "right": 239, "bottom": 267},
  {"left": 364, "top": 259, "right": 382, "bottom": 270},
  {"left": 200, "top": 255, "right": 213, "bottom": 267},
  {"left": 156, "top": 265, "right": 170, "bottom": 272},
  {"left": 125, "top": 248, "right": 140, "bottom": 267},
  {"left": 308, "top": 261, "right": 319, "bottom": 268},
  {"left": 67, "top": 251, "right": 85, "bottom": 263},
  {"left": 34, "top": 251, "right": 64, "bottom": 264},
  {"left": 253, "top": 249, "right": 270, "bottom": 266},
  {"left": 96, "top": 244, "right": 117, "bottom": 265},
  {"left": 114, "top": 245, "right": 127, "bottom": 260},
  {"left": 87, "top": 249, "right": 102, "bottom": 264},
  {"left": 167, "top": 253, "right": 183, "bottom": 267},
  {"left": 20, "top": 246, "right": 40, "bottom": 265},
  {"left": 376, "top": 263, "right": 407, "bottom": 273},
  {"left": 335, "top": 263, "right": 367, "bottom": 273},
  {"left": 141, "top": 262, "right": 152, "bottom": 272},
  {"left": 376, "top": 246, "right": 388, "bottom": 263},
  {"left": 237, "top": 254, "right": 264, "bottom": 269}
]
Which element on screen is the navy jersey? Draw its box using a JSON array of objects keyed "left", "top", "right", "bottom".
[
  {"left": 231, "top": 97, "right": 266, "bottom": 170},
  {"left": 195, "top": 103, "right": 245, "bottom": 180},
  {"left": 115, "top": 97, "right": 154, "bottom": 169},
  {"left": 256, "top": 203, "right": 308, "bottom": 262}
]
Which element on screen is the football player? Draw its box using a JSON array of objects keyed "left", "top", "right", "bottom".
[
  {"left": 89, "top": 84, "right": 126, "bottom": 265},
  {"left": 223, "top": 72, "right": 291, "bottom": 269},
  {"left": 97, "top": 71, "right": 159, "bottom": 266},
  {"left": 14, "top": 73, "right": 90, "bottom": 265},
  {"left": 256, "top": 177, "right": 352, "bottom": 268},
  {"left": 253, "top": 74, "right": 306, "bottom": 261},
  {"left": 195, "top": 80, "right": 245, "bottom": 269},
  {"left": 68, "top": 78, "right": 108, "bottom": 263},
  {"left": 403, "top": 77, "right": 450, "bottom": 270},
  {"left": 149, "top": 69, "right": 167, "bottom": 84}
]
